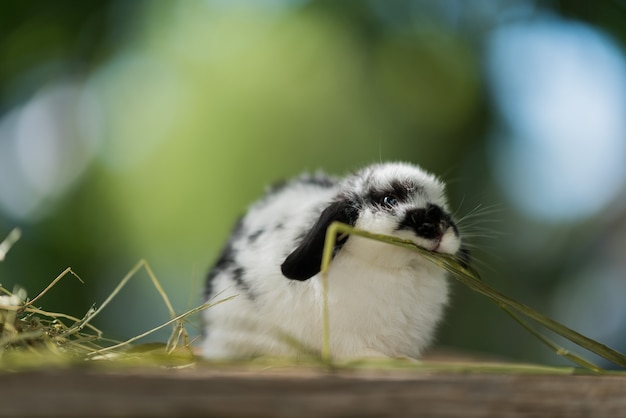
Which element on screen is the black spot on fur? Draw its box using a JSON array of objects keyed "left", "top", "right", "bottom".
[
  {"left": 366, "top": 180, "right": 417, "bottom": 207},
  {"left": 298, "top": 173, "right": 337, "bottom": 188},
  {"left": 248, "top": 228, "right": 265, "bottom": 243},
  {"left": 232, "top": 266, "right": 255, "bottom": 300},
  {"left": 204, "top": 216, "right": 244, "bottom": 300},
  {"left": 266, "top": 179, "right": 288, "bottom": 195},
  {"left": 267, "top": 173, "right": 336, "bottom": 197}
]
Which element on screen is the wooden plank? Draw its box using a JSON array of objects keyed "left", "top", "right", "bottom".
[{"left": 0, "top": 367, "right": 625, "bottom": 417}]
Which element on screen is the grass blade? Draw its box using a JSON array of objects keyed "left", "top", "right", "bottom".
[
  {"left": 23, "top": 268, "right": 83, "bottom": 312},
  {"left": 0, "top": 228, "right": 21, "bottom": 262},
  {"left": 321, "top": 222, "right": 626, "bottom": 370},
  {"left": 87, "top": 295, "right": 236, "bottom": 357}
]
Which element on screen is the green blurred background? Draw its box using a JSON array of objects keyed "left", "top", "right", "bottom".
[{"left": 1, "top": 0, "right": 625, "bottom": 366}]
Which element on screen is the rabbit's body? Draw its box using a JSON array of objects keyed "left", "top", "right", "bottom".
[{"left": 202, "top": 162, "right": 463, "bottom": 359}]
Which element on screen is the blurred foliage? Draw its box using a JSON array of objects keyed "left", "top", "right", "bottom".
[
  {"left": 0, "top": 1, "right": 147, "bottom": 111},
  {"left": 0, "top": 0, "right": 625, "bottom": 364}
]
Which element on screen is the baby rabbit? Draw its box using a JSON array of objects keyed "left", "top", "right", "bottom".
[{"left": 202, "top": 162, "right": 466, "bottom": 359}]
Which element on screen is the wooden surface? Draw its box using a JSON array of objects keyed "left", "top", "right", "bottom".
[{"left": 0, "top": 365, "right": 625, "bottom": 418}]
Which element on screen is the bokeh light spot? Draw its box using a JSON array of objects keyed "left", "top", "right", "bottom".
[{"left": 487, "top": 17, "right": 626, "bottom": 221}]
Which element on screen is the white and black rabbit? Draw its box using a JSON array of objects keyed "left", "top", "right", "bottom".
[{"left": 202, "top": 162, "right": 468, "bottom": 359}]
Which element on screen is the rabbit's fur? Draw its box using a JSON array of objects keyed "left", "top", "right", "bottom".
[{"left": 202, "top": 162, "right": 465, "bottom": 359}]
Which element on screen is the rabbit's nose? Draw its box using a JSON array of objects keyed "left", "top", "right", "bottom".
[{"left": 402, "top": 204, "right": 450, "bottom": 240}]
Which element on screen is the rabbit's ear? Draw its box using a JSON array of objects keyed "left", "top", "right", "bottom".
[{"left": 281, "top": 199, "right": 357, "bottom": 281}]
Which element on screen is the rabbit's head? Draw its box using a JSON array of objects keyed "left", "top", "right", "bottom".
[{"left": 281, "top": 162, "right": 465, "bottom": 281}]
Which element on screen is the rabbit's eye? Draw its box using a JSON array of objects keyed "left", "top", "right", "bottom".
[{"left": 381, "top": 195, "right": 399, "bottom": 208}]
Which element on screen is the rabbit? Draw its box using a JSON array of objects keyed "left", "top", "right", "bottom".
[{"left": 201, "top": 162, "right": 467, "bottom": 360}]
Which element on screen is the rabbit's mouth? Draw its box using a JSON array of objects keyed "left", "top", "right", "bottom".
[
  {"left": 429, "top": 236, "right": 443, "bottom": 252},
  {"left": 394, "top": 204, "right": 460, "bottom": 254},
  {"left": 414, "top": 225, "right": 460, "bottom": 255}
]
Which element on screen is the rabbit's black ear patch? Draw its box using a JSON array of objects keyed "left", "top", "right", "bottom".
[{"left": 281, "top": 199, "right": 358, "bottom": 281}]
